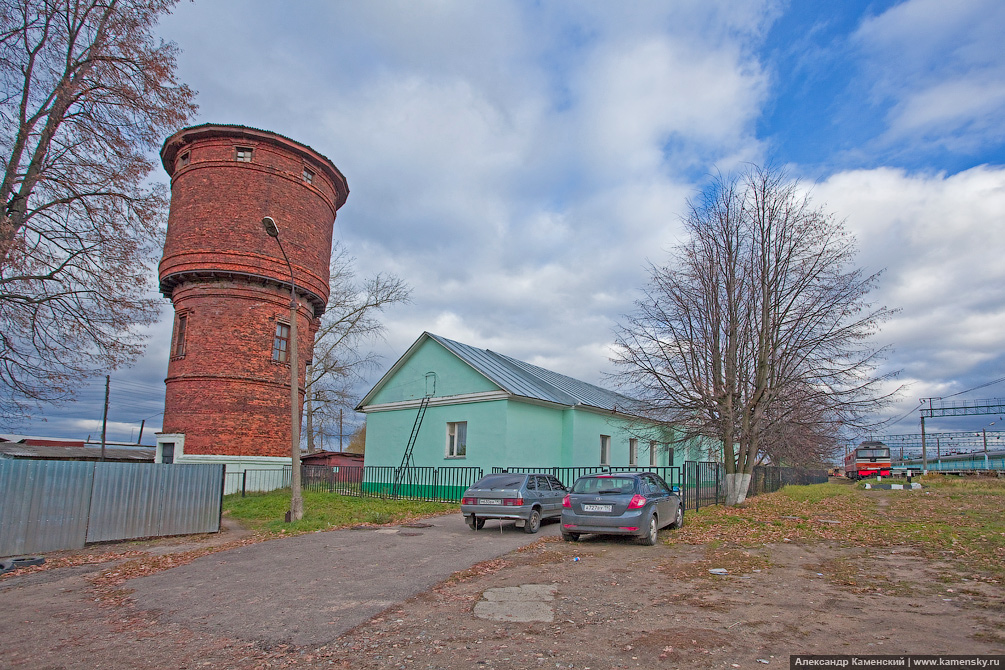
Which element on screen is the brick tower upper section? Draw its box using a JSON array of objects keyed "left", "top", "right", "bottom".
[
  {"left": 159, "top": 124, "right": 348, "bottom": 317},
  {"left": 158, "top": 124, "right": 348, "bottom": 458}
]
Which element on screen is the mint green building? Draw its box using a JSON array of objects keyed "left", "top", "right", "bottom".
[{"left": 356, "top": 333, "right": 703, "bottom": 473}]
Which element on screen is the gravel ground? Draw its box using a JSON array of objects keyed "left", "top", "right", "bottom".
[{"left": 2, "top": 505, "right": 1002, "bottom": 669}]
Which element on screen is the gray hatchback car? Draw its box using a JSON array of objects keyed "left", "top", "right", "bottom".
[
  {"left": 561, "top": 472, "right": 683, "bottom": 545},
  {"left": 461, "top": 472, "right": 568, "bottom": 533}
]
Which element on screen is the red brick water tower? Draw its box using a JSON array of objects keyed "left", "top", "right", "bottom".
[{"left": 156, "top": 124, "right": 348, "bottom": 463}]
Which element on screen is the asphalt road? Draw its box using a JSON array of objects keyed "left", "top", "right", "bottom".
[{"left": 127, "top": 513, "right": 559, "bottom": 647}]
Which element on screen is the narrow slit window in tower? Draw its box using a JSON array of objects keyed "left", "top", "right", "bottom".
[{"left": 173, "top": 313, "right": 188, "bottom": 358}]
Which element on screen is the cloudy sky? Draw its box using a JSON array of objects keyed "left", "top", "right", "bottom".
[{"left": 7, "top": 0, "right": 1005, "bottom": 448}]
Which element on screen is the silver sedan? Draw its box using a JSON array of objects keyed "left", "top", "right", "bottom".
[{"left": 461, "top": 472, "right": 568, "bottom": 533}]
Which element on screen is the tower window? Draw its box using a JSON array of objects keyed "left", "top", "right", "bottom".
[
  {"left": 172, "top": 313, "right": 188, "bottom": 358},
  {"left": 179, "top": 151, "right": 190, "bottom": 167},
  {"left": 302, "top": 167, "right": 314, "bottom": 184},
  {"left": 272, "top": 322, "right": 291, "bottom": 362},
  {"left": 235, "top": 146, "right": 253, "bottom": 162}
]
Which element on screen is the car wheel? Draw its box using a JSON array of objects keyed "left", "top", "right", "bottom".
[
  {"left": 524, "top": 509, "right": 542, "bottom": 534},
  {"left": 467, "top": 516, "right": 485, "bottom": 531},
  {"left": 638, "top": 514, "right": 658, "bottom": 546},
  {"left": 561, "top": 531, "right": 580, "bottom": 542},
  {"left": 669, "top": 503, "right": 684, "bottom": 529}
]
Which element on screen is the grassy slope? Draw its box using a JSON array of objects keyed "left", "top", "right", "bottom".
[{"left": 674, "top": 476, "right": 1005, "bottom": 583}]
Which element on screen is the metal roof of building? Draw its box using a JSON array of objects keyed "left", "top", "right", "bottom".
[
  {"left": 427, "top": 333, "right": 632, "bottom": 412},
  {"left": 0, "top": 442, "right": 155, "bottom": 462}
]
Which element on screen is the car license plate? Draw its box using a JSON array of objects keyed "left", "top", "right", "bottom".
[
  {"left": 583, "top": 504, "right": 612, "bottom": 512},
  {"left": 479, "top": 498, "right": 502, "bottom": 505}
]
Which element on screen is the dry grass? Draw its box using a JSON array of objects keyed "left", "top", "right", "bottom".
[{"left": 672, "top": 475, "right": 1005, "bottom": 584}]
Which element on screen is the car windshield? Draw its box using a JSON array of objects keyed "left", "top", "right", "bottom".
[
  {"left": 471, "top": 474, "right": 526, "bottom": 490},
  {"left": 571, "top": 476, "right": 636, "bottom": 495}
]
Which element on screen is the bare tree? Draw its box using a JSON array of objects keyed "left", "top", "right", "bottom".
[
  {"left": 0, "top": 0, "right": 196, "bottom": 418},
  {"left": 614, "top": 165, "right": 898, "bottom": 504},
  {"left": 304, "top": 244, "right": 410, "bottom": 452}
]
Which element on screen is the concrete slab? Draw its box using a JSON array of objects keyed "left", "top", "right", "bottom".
[{"left": 474, "top": 583, "right": 558, "bottom": 622}]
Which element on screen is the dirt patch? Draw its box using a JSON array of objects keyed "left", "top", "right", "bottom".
[
  {"left": 2, "top": 492, "right": 1003, "bottom": 669},
  {"left": 298, "top": 536, "right": 1001, "bottom": 670}
]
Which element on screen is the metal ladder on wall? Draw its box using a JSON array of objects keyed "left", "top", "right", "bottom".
[{"left": 393, "top": 395, "right": 431, "bottom": 496}]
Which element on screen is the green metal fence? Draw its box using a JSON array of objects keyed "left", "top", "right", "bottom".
[{"left": 228, "top": 462, "right": 827, "bottom": 507}]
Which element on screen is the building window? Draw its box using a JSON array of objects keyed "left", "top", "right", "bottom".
[
  {"left": 179, "top": 151, "right": 190, "bottom": 167},
  {"left": 600, "top": 435, "right": 611, "bottom": 466},
  {"left": 272, "top": 322, "right": 291, "bottom": 363},
  {"left": 447, "top": 421, "right": 467, "bottom": 458},
  {"left": 161, "top": 443, "right": 175, "bottom": 464},
  {"left": 649, "top": 441, "right": 659, "bottom": 466},
  {"left": 172, "top": 313, "right": 188, "bottom": 358},
  {"left": 235, "top": 146, "right": 253, "bottom": 162},
  {"left": 302, "top": 167, "right": 314, "bottom": 184},
  {"left": 629, "top": 438, "right": 638, "bottom": 466}
]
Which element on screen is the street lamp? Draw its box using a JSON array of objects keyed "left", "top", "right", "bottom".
[{"left": 262, "top": 216, "right": 303, "bottom": 522}]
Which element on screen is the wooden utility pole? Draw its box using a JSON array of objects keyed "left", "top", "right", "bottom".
[{"left": 100, "top": 375, "right": 110, "bottom": 462}]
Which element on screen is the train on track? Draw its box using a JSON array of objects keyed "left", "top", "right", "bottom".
[{"left": 844, "top": 441, "right": 892, "bottom": 480}]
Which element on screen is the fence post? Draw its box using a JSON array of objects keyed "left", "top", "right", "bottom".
[
  {"left": 242, "top": 470, "right": 248, "bottom": 497},
  {"left": 219, "top": 465, "right": 227, "bottom": 529},
  {"left": 715, "top": 463, "right": 720, "bottom": 505}
]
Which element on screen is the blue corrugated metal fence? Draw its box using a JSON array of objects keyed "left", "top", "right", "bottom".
[{"left": 0, "top": 460, "right": 224, "bottom": 558}]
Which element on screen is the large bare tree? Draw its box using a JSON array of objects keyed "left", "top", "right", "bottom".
[
  {"left": 0, "top": 0, "right": 196, "bottom": 417},
  {"left": 614, "top": 166, "right": 898, "bottom": 504},
  {"left": 304, "top": 244, "right": 410, "bottom": 452}
]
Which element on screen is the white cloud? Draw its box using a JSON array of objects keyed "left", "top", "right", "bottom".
[
  {"left": 853, "top": 0, "right": 1005, "bottom": 151},
  {"left": 574, "top": 37, "right": 767, "bottom": 178},
  {"left": 814, "top": 165, "right": 1005, "bottom": 415}
]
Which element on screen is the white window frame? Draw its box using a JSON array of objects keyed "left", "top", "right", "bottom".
[
  {"left": 446, "top": 421, "right": 467, "bottom": 458},
  {"left": 600, "top": 435, "right": 611, "bottom": 466},
  {"left": 649, "top": 440, "right": 659, "bottom": 466},
  {"left": 629, "top": 438, "right": 638, "bottom": 466},
  {"left": 235, "top": 146, "right": 253, "bottom": 162}
]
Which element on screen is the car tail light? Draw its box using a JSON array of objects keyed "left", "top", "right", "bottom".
[
  {"left": 562, "top": 495, "right": 571, "bottom": 508},
  {"left": 462, "top": 497, "right": 478, "bottom": 505},
  {"left": 619, "top": 527, "right": 639, "bottom": 531},
  {"left": 503, "top": 498, "right": 523, "bottom": 506},
  {"left": 627, "top": 494, "right": 647, "bottom": 509}
]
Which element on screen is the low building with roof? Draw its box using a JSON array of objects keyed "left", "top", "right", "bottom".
[
  {"left": 356, "top": 332, "right": 703, "bottom": 474},
  {"left": 0, "top": 439, "right": 154, "bottom": 463}
]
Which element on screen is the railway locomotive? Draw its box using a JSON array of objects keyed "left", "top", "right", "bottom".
[{"left": 844, "top": 441, "right": 892, "bottom": 480}]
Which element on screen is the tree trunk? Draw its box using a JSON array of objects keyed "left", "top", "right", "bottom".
[{"left": 724, "top": 472, "right": 752, "bottom": 505}]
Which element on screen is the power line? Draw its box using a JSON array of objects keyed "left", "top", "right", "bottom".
[
  {"left": 942, "top": 375, "right": 1005, "bottom": 400},
  {"left": 884, "top": 402, "right": 923, "bottom": 430}
]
